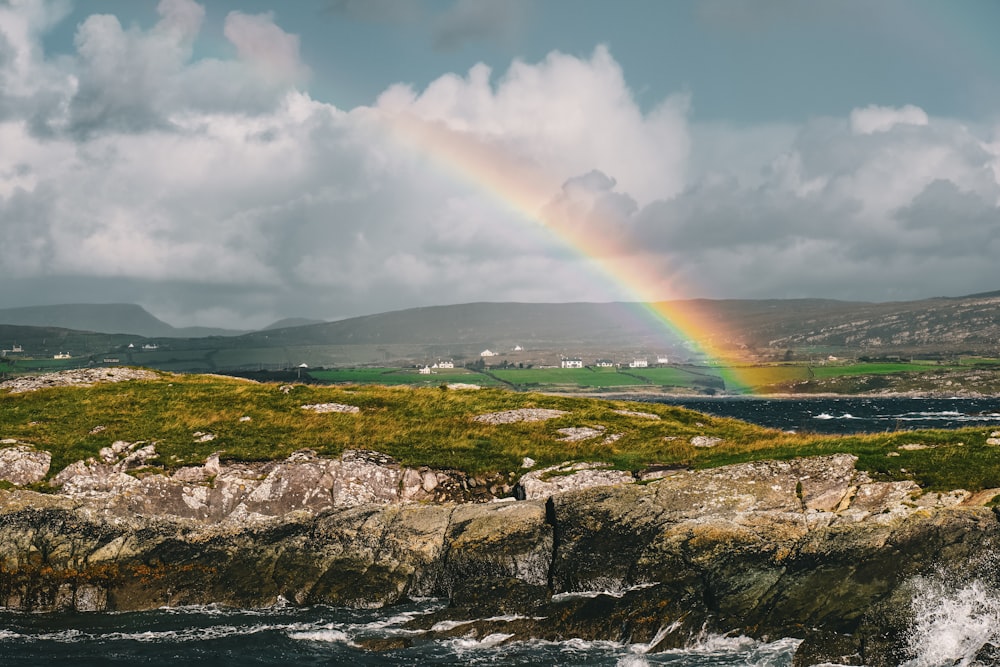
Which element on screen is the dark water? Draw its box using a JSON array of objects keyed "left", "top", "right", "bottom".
[
  {"left": 0, "top": 602, "right": 801, "bottom": 666},
  {"left": 634, "top": 396, "right": 1000, "bottom": 434}
]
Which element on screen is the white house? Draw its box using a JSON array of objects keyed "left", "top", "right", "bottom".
[
  {"left": 418, "top": 366, "right": 432, "bottom": 374},
  {"left": 629, "top": 358, "right": 649, "bottom": 368},
  {"left": 657, "top": 356, "right": 670, "bottom": 364},
  {"left": 595, "top": 359, "right": 615, "bottom": 368},
  {"left": 433, "top": 360, "right": 455, "bottom": 369},
  {"left": 53, "top": 352, "right": 71, "bottom": 359},
  {"left": 513, "top": 345, "right": 523, "bottom": 351},
  {"left": 141, "top": 343, "right": 159, "bottom": 351},
  {"left": 480, "top": 349, "right": 498, "bottom": 357},
  {"left": 561, "top": 357, "right": 583, "bottom": 369}
]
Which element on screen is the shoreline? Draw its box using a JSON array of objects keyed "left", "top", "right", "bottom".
[{"left": 544, "top": 388, "right": 1000, "bottom": 400}]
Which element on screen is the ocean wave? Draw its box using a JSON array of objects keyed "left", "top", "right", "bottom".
[
  {"left": 445, "top": 632, "right": 515, "bottom": 650},
  {"left": 96, "top": 622, "right": 303, "bottom": 643},
  {"left": 285, "top": 628, "right": 354, "bottom": 645},
  {"left": 551, "top": 581, "right": 659, "bottom": 602},
  {"left": 902, "top": 575, "right": 1000, "bottom": 667},
  {"left": 430, "top": 614, "right": 542, "bottom": 633},
  {"left": 885, "top": 411, "right": 1000, "bottom": 422}
]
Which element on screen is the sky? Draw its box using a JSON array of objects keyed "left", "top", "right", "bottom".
[{"left": 1, "top": 0, "right": 1000, "bottom": 329}]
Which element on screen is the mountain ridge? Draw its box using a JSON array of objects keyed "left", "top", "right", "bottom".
[
  {"left": 0, "top": 304, "right": 244, "bottom": 338},
  {"left": 1, "top": 291, "right": 998, "bottom": 367}
]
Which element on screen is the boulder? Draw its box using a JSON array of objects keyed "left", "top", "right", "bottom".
[
  {"left": 0, "top": 446, "right": 51, "bottom": 485},
  {"left": 515, "top": 462, "right": 634, "bottom": 500}
]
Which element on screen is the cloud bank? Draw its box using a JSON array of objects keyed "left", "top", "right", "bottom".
[{"left": 1, "top": 0, "right": 999, "bottom": 327}]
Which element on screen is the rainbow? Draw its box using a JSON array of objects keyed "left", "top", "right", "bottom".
[{"left": 384, "top": 112, "right": 753, "bottom": 392}]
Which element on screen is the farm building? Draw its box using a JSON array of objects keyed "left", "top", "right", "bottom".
[
  {"left": 629, "top": 358, "right": 649, "bottom": 368},
  {"left": 419, "top": 366, "right": 432, "bottom": 374},
  {"left": 561, "top": 358, "right": 584, "bottom": 369},
  {"left": 595, "top": 359, "right": 615, "bottom": 367}
]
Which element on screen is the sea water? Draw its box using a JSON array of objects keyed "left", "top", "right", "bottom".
[
  {"left": 5, "top": 587, "right": 1000, "bottom": 666},
  {"left": 0, "top": 602, "right": 803, "bottom": 666},
  {"left": 7, "top": 578, "right": 1000, "bottom": 666},
  {"left": 637, "top": 396, "right": 1000, "bottom": 435}
]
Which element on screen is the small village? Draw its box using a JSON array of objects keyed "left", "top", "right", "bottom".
[{"left": 415, "top": 345, "right": 675, "bottom": 375}]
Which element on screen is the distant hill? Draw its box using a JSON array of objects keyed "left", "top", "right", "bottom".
[
  {"left": 239, "top": 294, "right": 1000, "bottom": 357},
  {"left": 239, "top": 302, "right": 692, "bottom": 349},
  {"left": 0, "top": 304, "right": 243, "bottom": 338},
  {"left": 262, "top": 317, "right": 326, "bottom": 331},
  {"left": 2, "top": 292, "right": 998, "bottom": 372}
]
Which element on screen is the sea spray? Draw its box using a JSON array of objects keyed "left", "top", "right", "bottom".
[{"left": 902, "top": 575, "right": 1000, "bottom": 666}]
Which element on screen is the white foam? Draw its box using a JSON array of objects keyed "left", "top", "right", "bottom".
[
  {"left": 616, "top": 656, "right": 650, "bottom": 667},
  {"left": 431, "top": 614, "right": 541, "bottom": 632},
  {"left": 551, "top": 582, "right": 658, "bottom": 602},
  {"left": 902, "top": 577, "right": 1000, "bottom": 667},
  {"left": 628, "top": 620, "right": 682, "bottom": 654},
  {"left": 447, "top": 632, "right": 514, "bottom": 650},
  {"left": 287, "top": 628, "right": 352, "bottom": 644},
  {"left": 431, "top": 619, "right": 470, "bottom": 632},
  {"left": 101, "top": 622, "right": 284, "bottom": 643},
  {"left": 652, "top": 634, "right": 802, "bottom": 664}
]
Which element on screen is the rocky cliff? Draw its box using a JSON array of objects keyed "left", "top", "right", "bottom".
[{"left": 1, "top": 447, "right": 998, "bottom": 666}]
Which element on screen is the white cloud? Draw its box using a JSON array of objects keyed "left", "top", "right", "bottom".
[
  {"left": 849, "top": 103, "right": 929, "bottom": 135},
  {"left": 223, "top": 10, "right": 309, "bottom": 83},
  {"left": 377, "top": 45, "right": 690, "bottom": 207},
  {"left": 1, "top": 2, "right": 1000, "bottom": 326}
]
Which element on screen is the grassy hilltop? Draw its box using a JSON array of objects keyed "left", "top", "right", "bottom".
[{"left": 3, "top": 372, "right": 1000, "bottom": 494}]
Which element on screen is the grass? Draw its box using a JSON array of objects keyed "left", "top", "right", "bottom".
[
  {"left": 2, "top": 371, "right": 1000, "bottom": 493},
  {"left": 490, "top": 368, "right": 646, "bottom": 388},
  {"left": 310, "top": 368, "right": 502, "bottom": 387},
  {"left": 627, "top": 366, "right": 725, "bottom": 388},
  {"left": 810, "top": 363, "right": 926, "bottom": 379}
]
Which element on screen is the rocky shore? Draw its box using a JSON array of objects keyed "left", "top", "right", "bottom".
[{"left": 2, "top": 442, "right": 999, "bottom": 665}]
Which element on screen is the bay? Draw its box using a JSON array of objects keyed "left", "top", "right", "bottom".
[{"left": 630, "top": 396, "right": 1000, "bottom": 434}]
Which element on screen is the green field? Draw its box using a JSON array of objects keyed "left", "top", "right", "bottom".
[
  {"left": 811, "top": 363, "right": 930, "bottom": 379},
  {"left": 490, "top": 368, "right": 647, "bottom": 388},
  {"left": 3, "top": 372, "right": 1000, "bottom": 492},
  {"left": 5, "top": 358, "right": 86, "bottom": 372},
  {"left": 303, "top": 360, "right": 1000, "bottom": 395},
  {"left": 309, "top": 367, "right": 501, "bottom": 387},
  {"left": 627, "top": 366, "right": 725, "bottom": 388}
]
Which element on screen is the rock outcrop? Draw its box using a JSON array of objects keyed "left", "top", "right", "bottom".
[
  {"left": 0, "top": 368, "right": 157, "bottom": 393},
  {"left": 1, "top": 451, "right": 997, "bottom": 666},
  {"left": 0, "top": 445, "right": 51, "bottom": 485},
  {"left": 42, "top": 448, "right": 515, "bottom": 520}
]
